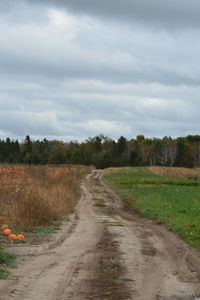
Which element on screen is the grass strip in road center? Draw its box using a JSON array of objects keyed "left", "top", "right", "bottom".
[{"left": 88, "top": 228, "right": 130, "bottom": 299}]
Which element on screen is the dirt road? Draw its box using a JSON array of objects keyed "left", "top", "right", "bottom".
[{"left": 0, "top": 170, "right": 200, "bottom": 300}]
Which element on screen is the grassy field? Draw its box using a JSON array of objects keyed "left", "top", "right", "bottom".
[{"left": 104, "top": 167, "right": 200, "bottom": 250}]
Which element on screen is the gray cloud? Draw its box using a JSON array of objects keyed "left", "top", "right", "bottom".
[
  {"left": 1, "top": 76, "right": 200, "bottom": 140},
  {"left": 0, "top": 1, "right": 200, "bottom": 141},
  {"left": 6, "top": 0, "right": 200, "bottom": 30},
  {"left": 0, "top": 13, "right": 199, "bottom": 86}
]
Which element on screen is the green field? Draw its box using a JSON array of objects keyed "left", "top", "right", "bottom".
[{"left": 104, "top": 167, "right": 200, "bottom": 250}]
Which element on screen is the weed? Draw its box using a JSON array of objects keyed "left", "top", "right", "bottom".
[
  {"left": 101, "top": 267, "right": 117, "bottom": 273},
  {"left": 95, "top": 197, "right": 105, "bottom": 204},
  {"left": 0, "top": 248, "right": 15, "bottom": 265},
  {"left": 8, "top": 263, "right": 17, "bottom": 269},
  {"left": 0, "top": 247, "right": 16, "bottom": 279},
  {"left": 99, "top": 207, "right": 109, "bottom": 214},
  {"left": 95, "top": 197, "right": 106, "bottom": 209},
  {"left": 0, "top": 268, "right": 9, "bottom": 280},
  {"left": 111, "top": 279, "right": 120, "bottom": 284},
  {"left": 108, "top": 223, "right": 124, "bottom": 227},
  {"left": 107, "top": 284, "right": 119, "bottom": 290},
  {"left": 100, "top": 220, "right": 123, "bottom": 226},
  {"left": 101, "top": 219, "right": 110, "bottom": 223}
]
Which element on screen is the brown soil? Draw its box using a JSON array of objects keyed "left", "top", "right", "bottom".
[
  {"left": 88, "top": 227, "right": 130, "bottom": 299},
  {"left": 0, "top": 170, "right": 200, "bottom": 300}
]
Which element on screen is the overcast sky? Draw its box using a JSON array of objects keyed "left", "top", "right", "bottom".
[{"left": 0, "top": 0, "right": 200, "bottom": 142}]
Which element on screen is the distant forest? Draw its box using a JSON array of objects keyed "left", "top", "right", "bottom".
[{"left": 1, "top": 134, "right": 200, "bottom": 169}]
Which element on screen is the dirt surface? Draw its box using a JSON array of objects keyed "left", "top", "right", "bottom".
[{"left": 0, "top": 170, "right": 200, "bottom": 300}]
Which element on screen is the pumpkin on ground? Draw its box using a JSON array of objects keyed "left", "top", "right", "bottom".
[
  {"left": 9, "top": 234, "right": 18, "bottom": 241},
  {"left": 18, "top": 234, "right": 25, "bottom": 241},
  {"left": 3, "top": 229, "right": 12, "bottom": 236}
]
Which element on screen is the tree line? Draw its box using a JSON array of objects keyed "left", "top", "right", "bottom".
[{"left": 0, "top": 134, "right": 200, "bottom": 169}]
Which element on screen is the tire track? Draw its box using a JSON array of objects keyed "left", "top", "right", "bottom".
[{"left": 90, "top": 170, "right": 200, "bottom": 300}]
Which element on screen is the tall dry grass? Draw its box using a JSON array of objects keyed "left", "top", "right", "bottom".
[
  {"left": 0, "top": 165, "right": 93, "bottom": 228},
  {"left": 148, "top": 166, "right": 200, "bottom": 179}
]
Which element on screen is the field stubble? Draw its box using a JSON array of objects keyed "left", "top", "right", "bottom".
[
  {"left": 148, "top": 166, "right": 200, "bottom": 179},
  {"left": 0, "top": 164, "right": 93, "bottom": 228}
]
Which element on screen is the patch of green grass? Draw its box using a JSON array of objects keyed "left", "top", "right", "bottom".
[
  {"left": 114, "top": 178, "right": 200, "bottom": 186},
  {"left": 63, "top": 217, "right": 71, "bottom": 222},
  {"left": 134, "top": 186, "right": 200, "bottom": 248},
  {"left": 107, "top": 222, "right": 124, "bottom": 227},
  {"left": 28, "top": 226, "right": 59, "bottom": 237},
  {"left": 0, "top": 247, "right": 16, "bottom": 279},
  {"left": 100, "top": 220, "right": 124, "bottom": 226},
  {"left": 19, "top": 183, "right": 30, "bottom": 187},
  {"left": 111, "top": 279, "right": 120, "bottom": 284},
  {"left": 105, "top": 167, "right": 200, "bottom": 186},
  {"left": 101, "top": 267, "right": 117, "bottom": 273},
  {"left": 104, "top": 167, "right": 161, "bottom": 182},
  {"left": 99, "top": 207, "right": 109, "bottom": 214},
  {"left": 107, "top": 284, "right": 119, "bottom": 291},
  {"left": 104, "top": 167, "right": 200, "bottom": 250},
  {"left": 0, "top": 268, "right": 9, "bottom": 279},
  {"left": 95, "top": 197, "right": 106, "bottom": 208},
  {"left": 101, "top": 219, "right": 110, "bottom": 223},
  {"left": 8, "top": 263, "right": 17, "bottom": 269},
  {"left": 0, "top": 248, "right": 16, "bottom": 265},
  {"left": 95, "top": 197, "right": 105, "bottom": 204}
]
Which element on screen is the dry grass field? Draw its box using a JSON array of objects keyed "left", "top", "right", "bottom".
[
  {"left": 0, "top": 164, "right": 93, "bottom": 228},
  {"left": 148, "top": 166, "right": 200, "bottom": 179}
]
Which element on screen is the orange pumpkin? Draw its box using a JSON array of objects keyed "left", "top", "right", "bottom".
[
  {"left": 18, "top": 234, "right": 25, "bottom": 240},
  {"left": 3, "top": 229, "right": 12, "bottom": 236},
  {"left": 1, "top": 224, "right": 8, "bottom": 230},
  {"left": 9, "top": 234, "right": 18, "bottom": 241}
]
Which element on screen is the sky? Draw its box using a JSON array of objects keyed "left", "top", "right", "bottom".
[{"left": 0, "top": 0, "right": 200, "bottom": 142}]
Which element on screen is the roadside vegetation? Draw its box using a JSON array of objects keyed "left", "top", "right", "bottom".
[
  {"left": 0, "top": 164, "right": 92, "bottom": 278},
  {"left": 0, "top": 164, "right": 92, "bottom": 228},
  {"left": 0, "top": 247, "right": 16, "bottom": 279},
  {"left": 104, "top": 167, "right": 200, "bottom": 250}
]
